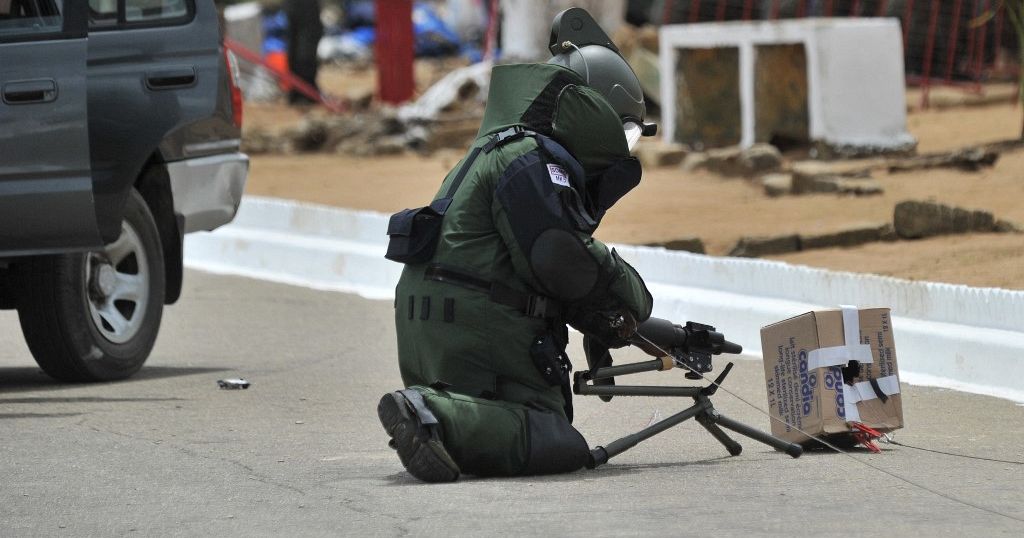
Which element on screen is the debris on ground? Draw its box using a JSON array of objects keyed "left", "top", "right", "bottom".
[
  {"left": 728, "top": 234, "right": 801, "bottom": 257},
  {"left": 728, "top": 223, "right": 896, "bottom": 257},
  {"left": 728, "top": 197, "right": 1023, "bottom": 258},
  {"left": 893, "top": 200, "right": 1022, "bottom": 239},
  {"left": 740, "top": 144, "right": 785, "bottom": 174},
  {"left": 995, "top": 220, "right": 1024, "bottom": 233},
  {"left": 789, "top": 159, "right": 882, "bottom": 178},
  {"left": 396, "top": 61, "right": 491, "bottom": 124},
  {"left": 888, "top": 147, "right": 999, "bottom": 173},
  {"left": 634, "top": 142, "right": 687, "bottom": 168},
  {"left": 800, "top": 223, "right": 897, "bottom": 250},
  {"left": 791, "top": 173, "right": 884, "bottom": 196},
  {"left": 217, "top": 378, "right": 251, "bottom": 390},
  {"left": 644, "top": 237, "right": 706, "bottom": 254},
  {"left": 682, "top": 143, "right": 782, "bottom": 176},
  {"left": 241, "top": 61, "right": 493, "bottom": 157},
  {"left": 761, "top": 173, "right": 793, "bottom": 197}
]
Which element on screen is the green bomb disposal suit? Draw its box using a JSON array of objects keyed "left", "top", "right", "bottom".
[{"left": 390, "top": 63, "right": 652, "bottom": 477}]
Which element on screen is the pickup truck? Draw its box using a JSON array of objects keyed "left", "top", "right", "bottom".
[{"left": 0, "top": 0, "right": 248, "bottom": 381}]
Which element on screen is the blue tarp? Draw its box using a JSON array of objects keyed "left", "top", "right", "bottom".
[{"left": 290, "top": 0, "right": 466, "bottom": 60}]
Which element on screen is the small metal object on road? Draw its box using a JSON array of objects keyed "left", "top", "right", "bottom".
[{"left": 217, "top": 378, "right": 251, "bottom": 389}]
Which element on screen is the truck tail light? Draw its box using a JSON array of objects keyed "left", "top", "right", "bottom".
[{"left": 224, "top": 48, "right": 243, "bottom": 128}]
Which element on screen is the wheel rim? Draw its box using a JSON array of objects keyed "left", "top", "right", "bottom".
[{"left": 86, "top": 221, "right": 150, "bottom": 345}]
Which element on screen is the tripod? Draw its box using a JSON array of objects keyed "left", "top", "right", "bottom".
[{"left": 574, "top": 356, "right": 804, "bottom": 468}]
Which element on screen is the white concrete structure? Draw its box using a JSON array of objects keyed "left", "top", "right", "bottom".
[
  {"left": 184, "top": 197, "right": 1024, "bottom": 403},
  {"left": 223, "top": 2, "right": 263, "bottom": 56},
  {"left": 659, "top": 18, "right": 917, "bottom": 152}
]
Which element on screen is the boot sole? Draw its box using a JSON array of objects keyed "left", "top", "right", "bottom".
[{"left": 377, "top": 392, "right": 460, "bottom": 483}]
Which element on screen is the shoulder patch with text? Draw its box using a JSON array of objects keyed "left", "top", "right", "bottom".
[{"left": 546, "top": 164, "right": 570, "bottom": 187}]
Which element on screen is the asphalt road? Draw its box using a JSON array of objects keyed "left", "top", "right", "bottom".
[{"left": 2, "top": 271, "right": 1022, "bottom": 536}]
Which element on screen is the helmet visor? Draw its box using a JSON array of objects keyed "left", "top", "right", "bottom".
[{"left": 624, "top": 121, "right": 643, "bottom": 152}]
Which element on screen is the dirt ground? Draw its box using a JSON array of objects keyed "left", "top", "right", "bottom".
[{"left": 243, "top": 82, "right": 1024, "bottom": 290}]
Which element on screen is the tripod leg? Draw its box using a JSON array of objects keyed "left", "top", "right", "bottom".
[
  {"left": 708, "top": 411, "right": 803, "bottom": 458},
  {"left": 695, "top": 413, "right": 742, "bottom": 456},
  {"left": 587, "top": 402, "right": 706, "bottom": 469}
]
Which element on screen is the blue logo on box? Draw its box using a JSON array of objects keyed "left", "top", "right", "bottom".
[
  {"left": 798, "top": 350, "right": 817, "bottom": 416},
  {"left": 823, "top": 366, "right": 846, "bottom": 418}
]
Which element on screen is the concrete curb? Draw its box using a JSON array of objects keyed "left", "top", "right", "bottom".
[{"left": 184, "top": 196, "right": 1024, "bottom": 402}]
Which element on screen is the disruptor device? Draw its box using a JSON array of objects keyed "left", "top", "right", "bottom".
[{"left": 577, "top": 317, "right": 804, "bottom": 468}]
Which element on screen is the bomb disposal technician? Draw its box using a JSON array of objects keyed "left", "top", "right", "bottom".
[{"left": 378, "top": 9, "right": 660, "bottom": 482}]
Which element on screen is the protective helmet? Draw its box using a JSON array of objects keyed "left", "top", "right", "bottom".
[{"left": 547, "top": 8, "right": 657, "bottom": 150}]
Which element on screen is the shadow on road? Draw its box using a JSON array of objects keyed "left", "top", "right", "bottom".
[
  {"left": 0, "top": 396, "right": 185, "bottom": 404},
  {"left": 0, "top": 412, "right": 84, "bottom": 420},
  {"left": 379, "top": 455, "right": 743, "bottom": 486},
  {"left": 0, "top": 365, "right": 230, "bottom": 393}
]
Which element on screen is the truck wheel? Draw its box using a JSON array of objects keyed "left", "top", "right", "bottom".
[{"left": 17, "top": 189, "right": 165, "bottom": 382}]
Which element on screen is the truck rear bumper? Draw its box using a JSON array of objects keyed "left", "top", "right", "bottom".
[{"left": 166, "top": 152, "right": 249, "bottom": 234}]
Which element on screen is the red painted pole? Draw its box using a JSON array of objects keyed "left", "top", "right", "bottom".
[
  {"left": 944, "top": 0, "right": 964, "bottom": 82},
  {"left": 376, "top": 0, "right": 415, "bottom": 105},
  {"left": 482, "top": 0, "right": 499, "bottom": 61},
  {"left": 770, "top": 0, "right": 781, "bottom": 20},
  {"left": 876, "top": 0, "right": 888, "bottom": 17},
  {"left": 689, "top": 0, "right": 701, "bottom": 23},
  {"left": 796, "top": 0, "right": 806, "bottom": 18},
  {"left": 993, "top": 3, "right": 1004, "bottom": 70},
  {"left": 824, "top": 0, "right": 834, "bottom": 17},
  {"left": 902, "top": 0, "right": 915, "bottom": 51},
  {"left": 851, "top": 0, "right": 861, "bottom": 17},
  {"left": 742, "top": 0, "right": 754, "bottom": 20},
  {"left": 973, "top": 0, "right": 991, "bottom": 83},
  {"left": 662, "top": 0, "right": 676, "bottom": 24},
  {"left": 716, "top": 0, "right": 728, "bottom": 21},
  {"left": 920, "top": 0, "right": 941, "bottom": 108},
  {"left": 965, "top": 0, "right": 980, "bottom": 76}
]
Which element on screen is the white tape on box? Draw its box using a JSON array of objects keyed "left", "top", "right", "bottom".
[
  {"left": 842, "top": 374, "right": 901, "bottom": 423},
  {"left": 807, "top": 305, "right": 874, "bottom": 370}
]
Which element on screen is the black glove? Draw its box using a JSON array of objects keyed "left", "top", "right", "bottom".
[{"left": 568, "top": 308, "right": 636, "bottom": 348}]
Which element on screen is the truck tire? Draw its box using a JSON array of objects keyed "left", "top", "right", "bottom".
[{"left": 17, "top": 189, "right": 165, "bottom": 382}]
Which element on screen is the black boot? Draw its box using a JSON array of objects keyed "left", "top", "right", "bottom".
[{"left": 377, "top": 390, "right": 460, "bottom": 483}]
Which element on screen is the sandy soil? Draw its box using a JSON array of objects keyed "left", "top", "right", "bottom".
[{"left": 243, "top": 93, "right": 1024, "bottom": 290}]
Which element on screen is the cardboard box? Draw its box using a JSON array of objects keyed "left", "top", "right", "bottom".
[{"left": 760, "top": 306, "right": 903, "bottom": 444}]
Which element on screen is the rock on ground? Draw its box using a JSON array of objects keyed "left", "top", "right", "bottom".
[
  {"left": 792, "top": 172, "right": 883, "bottom": 196},
  {"left": 995, "top": 219, "right": 1024, "bottom": 233},
  {"left": 728, "top": 234, "right": 800, "bottom": 257},
  {"left": 800, "top": 223, "right": 894, "bottom": 250},
  {"left": 684, "top": 143, "right": 782, "bottom": 177},
  {"left": 645, "top": 237, "right": 706, "bottom": 254},
  {"left": 635, "top": 142, "right": 687, "bottom": 168},
  {"left": 729, "top": 223, "right": 894, "bottom": 257},
  {"left": 761, "top": 173, "right": 793, "bottom": 197},
  {"left": 893, "top": 200, "right": 997, "bottom": 239},
  {"left": 739, "top": 143, "right": 783, "bottom": 174},
  {"left": 887, "top": 147, "right": 999, "bottom": 173}
]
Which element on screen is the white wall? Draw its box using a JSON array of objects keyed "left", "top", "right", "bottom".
[
  {"left": 185, "top": 197, "right": 1024, "bottom": 403},
  {"left": 659, "top": 18, "right": 916, "bottom": 151}
]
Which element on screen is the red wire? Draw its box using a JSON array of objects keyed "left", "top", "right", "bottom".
[{"left": 483, "top": 0, "right": 499, "bottom": 61}]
